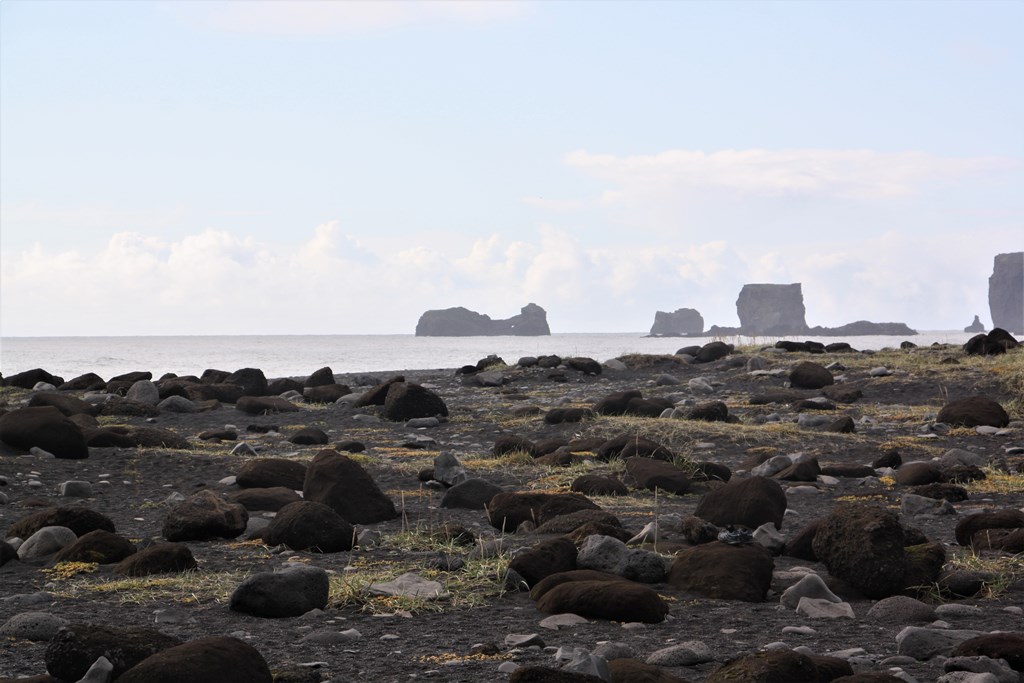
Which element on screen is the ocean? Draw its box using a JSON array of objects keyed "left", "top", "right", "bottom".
[{"left": 0, "top": 331, "right": 980, "bottom": 381}]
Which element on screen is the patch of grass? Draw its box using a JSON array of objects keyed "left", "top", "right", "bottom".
[
  {"left": 42, "top": 562, "right": 99, "bottom": 580},
  {"left": 615, "top": 354, "right": 687, "bottom": 370},
  {"left": 416, "top": 652, "right": 512, "bottom": 665},
  {"left": 51, "top": 569, "right": 247, "bottom": 605},
  {"left": 942, "top": 549, "right": 1024, "bottom": 599},
  {"left": 966, "top": 467, "right": 1024, "bottom": 496}
]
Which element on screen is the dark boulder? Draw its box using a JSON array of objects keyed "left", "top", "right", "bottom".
[
  {"left": 224, "top": 368, "right": 268, "bottom": 397},
  {"left": 596, "top": 433, "right": 673, "bottom": 461},
  {"left": 44, "top": 624, "right": 183, "bottom": 681},
  {"left": 304, "top": 366, "right": 335, "bottom": 387},
  {"left": 694, "top": 341, "right": 732, "bottom": 363},
  {"left": 289, "top": 427, "right": 329, "bottom": 445},
  {"left": 812, "top": 503, "right": 906, "bottom": 599},
  {"left": 162, "top": 490, "right": 248, "bottom": 542},
  {"left": 0, "top": 406, "right": 89, "bottom": 458},
  {"left": 509, "top": 537, "right": 578, "bottom": 587},
  {"left": 235, "top": 396, "right": 300, "bottom": 415},
  {"left": 789, "top": 361, "right": 834, "bottom": 390},
  {"left": 383, "top": 382, "right": 448, "bottom": 421},
  {"left": 441, "top": 478, "right": 505, "bottom": 510},
  {"left": 593, "top": 390, "right": 643, "bottom": 416},
  {"left": 116, "top": 636, "right": 272, "bottom": 683},
  {"left": 936, "top": 396, "right": 1009, "bottom": 428},
  {"left": 27, "top": 392, "right": 99, "bottom": 417},
  {"left": 536, "top": 580, "right": 669, "bottom": 623},
  {"left": 694, "top": 476, "right": 787, "bottom": 530},
  {"left": 260, "top": 501, "right": 354, "bottom": 552},
  {"left": 668, "top": 542, "right": 774, "bottom": 602},
  {"left": 58, "top": 372, "right": 107, "bottom": 391},
  {"left": 236, "top": 458, "right": 308, "bottom": 490},
  {"left": 113, "top": 543, "right": 198, "bottom": 576},
  {"left": 7, "top": 506, "right": 115, "bottom": 539},
  {"left": 302, "top": 449, "right": 398, "bottom": 524},
  {"left": 625, "top": 456, "right": 690, "bottom": 495},
  {"left": 227, "top": 486, "right": 302, "bottom": 512},
  {"left": 302, "top": 384, "right": 351, "bottom": 403},
  {"left": 4, "top": 368, "right": 64, "bottom": 389},
  {"left": 53, "top": 530, "right": 136, "bottom": 564}
]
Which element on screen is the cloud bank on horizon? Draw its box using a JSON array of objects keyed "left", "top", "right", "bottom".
[{"left": 2, "top": 1, "right": 1022, "bottom": 337}]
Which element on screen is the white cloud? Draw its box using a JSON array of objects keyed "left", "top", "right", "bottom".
[
  {"left": 565, "top": 148, "right": 1011, "bottom": 200},
  {"left": 167, "top": 0, "right": 531, "bottom": 35},
  {"left": 1, "top": 219, "right": 1017, "bottom": 337}
]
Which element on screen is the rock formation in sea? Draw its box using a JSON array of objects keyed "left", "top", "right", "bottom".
[
  {"left": 649, "top": 308, "right": 704, "bottom": 337},
  {"left": 414, "top": 303, "right": 551, "bottom": 337},
  {"left": 964, "top": 315, "right": 985, "bottom": 333},
  {"left": 735, "top": 283, "right": 809, "bottom": 335},
  {"left": 704, "top": 282, "right": 916, "bottom": 337},
  {"left": 989, "top": 252, "right": 1023, "bottom": 334}
]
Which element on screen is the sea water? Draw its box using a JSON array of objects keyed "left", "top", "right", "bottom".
[{"left": 0, "top": 331, "right": 979, "bottom": 380}]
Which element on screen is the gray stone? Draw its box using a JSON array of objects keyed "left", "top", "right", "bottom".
[
  {"left": 753, "top": 522, "right": 786, "bottom": 553},
  {"left": 936, "top": 673, "right": 1000, "bottom": 683},
  {"left": 575, "top": 534, "right": 667, "bottom": 583},
  {"left": 126, "top": 380, "right": 160, "bottom": 406},
  {"left": 798, "top": 414, "right": 833, "bottom": 428},
  {"left": 591, "top": 641, "right": 634, "bottom": 661},
  {"left": 867, "top": 595, "right": 936, "bottom": 623},
  {"left": 795, "top": 597, "right": 855, "bottom": 619},
  {"left": 300, "top": 629, "right": 363, "bottom": 644},
  {"left": 940, "top": 449, "right": 989, "bottom": 468},
  {"left": 369, "top": 572, "right": 449, "bottom": 600},
  {"left": 989, "top": 251, "right": 1023, "bottom": 333},
  {"left": 157, "top": 396, "right": 198, "bottom": 413},
  {"left": 934, "top": 604, "right": 984, "bottom": 619},
  {"left": 751, "top": 455, "right": 792, "bottom": 478},
  {"left": 654, "top": 374, "right": 680, "bottom": 386},
  {"left": 870, "top": 367, "right": 892, "bottom": 377},
  {"left": 405, "top": 417, "right": 440, "bottom": 428},
  {"left": 59, "top": 481, "right": 94, "bottom": 497},
  {"left": 646, "top": 641, "right": 713, "bottom": 666},
  {"left": 780, "top": 573, "right": 842, "bottom": 609},
  {"left": 475, "top": 371, "right": 506, "bottom": 387},
  {"left": 539, "top": 613, "right": 589, "bottom": 630},
  {"left": 562, "top": 652, "right": 610, "bottom": 681},
  {"left": 945, "top": 655, "right": 1018, "bottom": 683},
  {"left": 747, "top": 356, "right": 770, "bottom": 371},
  {"left": 901, "top": 493, "right": 956, "bottom": 516},
  {"left": 688, "top": 378, "right": 714, "bottom": 394},
  {"left": 505, "top": 633, "right": 544, "bottom": 648},
  {"left": 17, "top": 526, "right": 77, "bottom": 559},
  {"left": 896, "top": 626, "right": 984, "bottom": 660},
  {"left": 432, "top": 452, "right": 467, "bottom": 487},
  {"left": 0, "top": 611, "right": 69, "bottom": 640},
  {"left": 76, "top": 655, "right": 114, "bottom": 683},
  {"left": 230, "top": 442, "right": 258, "bottom": 456}
]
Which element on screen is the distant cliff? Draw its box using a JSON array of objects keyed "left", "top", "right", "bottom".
[
  {"left": 415, "top": 303, "right": 551, "bottom": 336},
  {"left": 989, "top": 252, "right": 1023, "bottom": 334}
]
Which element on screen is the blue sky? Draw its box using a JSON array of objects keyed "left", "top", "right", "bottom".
[{"left": 2, "top": 0, "right": 1022, "bottom": 335}]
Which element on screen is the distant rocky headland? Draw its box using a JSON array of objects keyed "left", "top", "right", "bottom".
[
  {"left": 415, "top": 303, "right": 551, "bottom": 337},
  {"left": 650, "top": 283, "right": 917, "bottom": 337}
]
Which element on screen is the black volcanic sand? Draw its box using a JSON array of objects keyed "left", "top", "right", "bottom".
[{"left": 1, "top": 343, "right": 1023, "bottom": 682}]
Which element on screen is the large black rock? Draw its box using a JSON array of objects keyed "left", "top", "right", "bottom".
[{"left": 415, "top": 303, "right": 550, "bottom": 336}]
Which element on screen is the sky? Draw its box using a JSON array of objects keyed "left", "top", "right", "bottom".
[{"left": 1, "top": 0, "right": 1022, "bottom": 336}]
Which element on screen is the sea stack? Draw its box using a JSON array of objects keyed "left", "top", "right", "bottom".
[
  {"left": 649, "top": 308, "right": 704, "bottom": 337},
  {"left": 989, "top": 252, "right": 1024, "bottom": 334},
  {"left": 736, "top": 283, "right": 809, "bottom": 336},
  {"left": 414, "top": 303, "right": 551, "bottom": 336}
]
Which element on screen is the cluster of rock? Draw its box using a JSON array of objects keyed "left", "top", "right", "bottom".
[
  {"left": 651, "top": 283, "right": 917, "bottom": 338},
  {"left": 415, "top": 303, "right": 550, "bottom": 336},
  {"left": 1, "top": 331, "right": 1022, "bottom": 681}
]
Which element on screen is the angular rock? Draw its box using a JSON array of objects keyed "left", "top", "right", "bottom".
[
  {"left": 694, "top": 476, "right": 787, "bottom": 530},
  {"left": 162, "top": 490, "right": 248, "bottom": 542},
  {"left": 302, "top": 449, "right": 398, "bottom": 524},
  {"left": 235, "top": 458, "right": 308, "bottom": 490},
  {"left": 937, "top": 397, "right": 1010, "bottom": 428},
  {"left": 668, "top": 542, "right": 774, "bottom": 602}
]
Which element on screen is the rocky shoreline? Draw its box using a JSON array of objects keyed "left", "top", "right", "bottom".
[{"left": 1, "top": 333, "right": 1023, "bottom": 683}]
